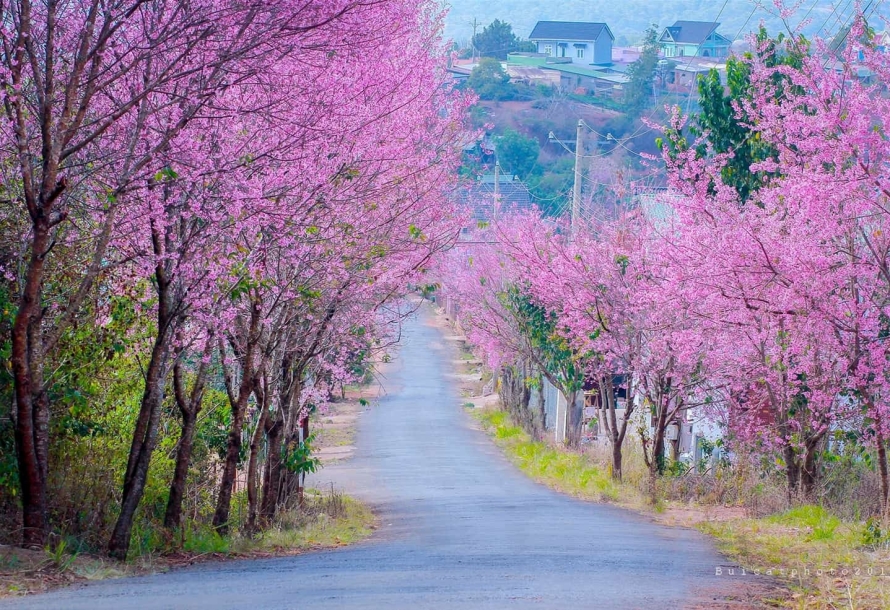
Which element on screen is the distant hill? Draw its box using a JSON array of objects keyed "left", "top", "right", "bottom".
[{"left": 442, "top": 0, "right": 887, "bottom": 46}]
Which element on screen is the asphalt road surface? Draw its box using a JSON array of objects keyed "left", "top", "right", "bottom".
[{"left": 4, "top": 306, "right": 769, "bottom": 609}]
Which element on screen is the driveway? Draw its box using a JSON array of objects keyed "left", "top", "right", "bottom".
[{"left": 3, "top": 306, "right": 767, "bottom": 609}]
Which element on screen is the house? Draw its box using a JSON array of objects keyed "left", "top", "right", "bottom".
[
  {"left": 659, "top": 21, "right": 731, "bottom": 59},
  {"left": 528, "top": 21, "right": 614, "bottom": 65}
]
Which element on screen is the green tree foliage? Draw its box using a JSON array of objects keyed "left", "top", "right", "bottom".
[
  {"left": 496, "top": 129, "right": 539, "bottom": 179},
  {"left": 661, "top": 28, "right": 808, "bottom": 204},
  {"left": 501, "top": 287, "right": 587, "bottom": 443},
  {"left": 466, "top": 57, "right": 516, "bottom": 100},
  {"left": 623, "top": 25, "right": 660, "bottom": 117},
  {"left": 0, "top": 286, "right": 16, "bottom": 500},
  {"left": 502, "top": 287, "right": 586, "bottom": 398},
  {"left": 473, "top": 19, "right": 522, "bottom": 59}
]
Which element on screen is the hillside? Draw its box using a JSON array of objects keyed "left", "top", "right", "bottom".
[{"left": 443, "top": 0, "right": 887, "bottom": 45}]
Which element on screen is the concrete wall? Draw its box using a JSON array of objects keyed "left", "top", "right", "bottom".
[
  {"left": 536, "top": 36, "right": 611, "bottom": 65},
  {"left": 594, "top": 35, "right": 612, "bottom": 65}
]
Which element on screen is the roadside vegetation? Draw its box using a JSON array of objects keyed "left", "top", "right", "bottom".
[
  {"left": 475, "top": 409, "right": 626, "bottom": 503},
  {"left": 440, "top": 11, "right": 890, "bottom": 608},
  {"left": 0, "top": 0, "right": 464, "bottom": 597},
  {"left": 471, "top": 401, "right": 890, "bottom": 609},
  {"left": 1, "top": 489, "right": 374, "bottom": 598}
]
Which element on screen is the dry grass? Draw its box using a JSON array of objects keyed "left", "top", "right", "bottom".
[{"left": 702, "top": 507, "right": 890, "bottom": 609}]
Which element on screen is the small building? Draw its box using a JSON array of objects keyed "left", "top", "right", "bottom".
[
  {"left": 528, "top": 21, "right": 614, "bottom": 66},
  {"left": 504, "top": 64, "right": 562, "bottom": 88},
  {"left": 507, "top": 53, "right": 629, "bottom": 99},
  {"left": 547, "top": 64, "right": 628, "bottom": 98},
  {"left": 659, "top": 21, "right": 731, "bottom": 59}
]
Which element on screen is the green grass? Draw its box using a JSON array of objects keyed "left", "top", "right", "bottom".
[
  {"left": 244, "top": 493, "right": 374, "bottom": 551},
  {"left": 768, "top": 505, "right": 841, "bottom": 542},
  {"left": 474, "top": 409, "right": 624, "bottom": 503},
  {"left": 700, "top": 506, "right": 890, "bottom": 609},
  {"left": 179, "top": 492, "right": 375, "bottom": 557}
]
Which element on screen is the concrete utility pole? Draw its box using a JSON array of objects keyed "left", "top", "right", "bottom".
[
  {"left": 571, "top": 119, "right": 584, "bottom": 236},
  {"left": 493, "top": 160, "right": 500, "bottom": 220},
  {"left": 470, "top": 18, "right": 480, "bottom": 63}
]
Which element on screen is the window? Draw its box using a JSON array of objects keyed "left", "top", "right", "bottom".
[
  {"left": 576, "top": 48, "right": 584, "bottom": 59},
  {"left": 543, "top": 44, "right": 552, "bottom": 55}
]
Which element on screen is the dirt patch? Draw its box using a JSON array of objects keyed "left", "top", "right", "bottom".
[
  {"left": 0, "top": 545, "right": 126, "bottom": 598},
  {"left": 314, "top": 390, "right": 376, "bottom": 464},
  {"left": 311, "top": 348, "right": 401, "bottom": 464},
  {"left": 654, "top": 504, "right": 749, "bottom": 529}
]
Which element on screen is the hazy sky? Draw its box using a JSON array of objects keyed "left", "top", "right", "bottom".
[{"left": 442, "top": 0, "right": 887, "bottom": 45}]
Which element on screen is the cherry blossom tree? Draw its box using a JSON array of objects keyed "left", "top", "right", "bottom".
[{"left": 2, "top": 0, "right": 469, "bottom": 553}]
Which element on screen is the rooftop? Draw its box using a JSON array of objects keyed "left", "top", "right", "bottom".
[
  {"left": 529, "top": 21, "right": 611, "bottom": 42},
  {"left": 661, "top": 21, "right": 723, "bottom": 45},
  {"left": 457, "top": 175, "right": 535, "bottom": 221},
  {"left": 541, "top": 62, "right": 630, "bottom": 83}
]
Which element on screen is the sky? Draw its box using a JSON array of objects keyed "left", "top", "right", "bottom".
[{"left": 442, "top": 0, "right": 888, "bottom": 46}]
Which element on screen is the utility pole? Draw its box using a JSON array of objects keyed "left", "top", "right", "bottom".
[
  {"left": 571, "top": 119, "right": 584, "bottom": 237},
  {"left": 493, "top": 160, "right": 500, "bottom": 220},
  {"left": 470, "top": 18, "right": 480, "bottom": 63}
]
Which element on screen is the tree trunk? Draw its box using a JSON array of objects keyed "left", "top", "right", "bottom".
[
  {"left": 599, "top": 377, "right": 626, "bottom": 481},
  {"left": 164, "top": 411, "right": 196, "bottom": 530},
  {"left": 212, "top": 387, "right": 250, "bottom": 535},
  {"left": 878, "top": 429, "right": 890, "bottom": 516},
  {"left": 108, "top": 326, "right": 174, "bottom": 559},
  {"left": 261, "top": 355, "right": 297, "bottom": 522},
  {"left": 11, "top": 214, "right": 51, "bottom": 548},
  {"left": 246, "top": 376, "right": 269, "bottom": 533},
  {"left": 163, "top": 350, "right": 211, "bottom": 530},
  {"left": 649, "top": 393, "right": 668, "bottom": 475},
  {"left": 260, "top": 417, "right": 283, "bottom": 522},
  {"left": 564, "top": 390, "right": 582, "bottom": 447},
  {"left": 298, "top": 416, "right": 310, "bottom": 506},
  {"left": 108, "top": 225, "right": 176, "bottom": 559},
  {"left": 213, "top": 303, "right": 261, "bottom": 535},
  {"left": 611, "top": 441, "right": 623, "bottom": 481},
  {"left": 649, "top": 424, "right": 666, "bottom": 504},
  {"left": 784, "top": 443, "right": 801, "bottom": 500},
  {"left": 536, "top": 379, "right": 546, "bottom": 440},
  {"left": 800, "top": 437, "right": 823, "bottom": 501}
]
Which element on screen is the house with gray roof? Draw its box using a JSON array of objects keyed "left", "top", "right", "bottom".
[
  {"left": 659, "top": 21, "right": 731, "bottom": 59},
  {"left": 528, "top": 21, "right": 614, "bottom": 65},
  {"left": 457, "top": 173, "right": 535, "bottom": 228}
]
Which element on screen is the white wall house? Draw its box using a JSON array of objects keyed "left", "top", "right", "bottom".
[{"left": 528, "top": 21, "right": 614, "bottom": 66}]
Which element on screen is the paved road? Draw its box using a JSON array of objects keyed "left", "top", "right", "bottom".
[{"left": 4, "top": 306, "right": 766, "bottom": 609}]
